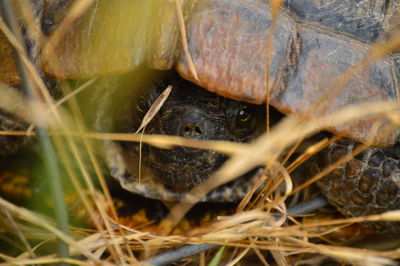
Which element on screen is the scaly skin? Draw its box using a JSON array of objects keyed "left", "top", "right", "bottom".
[{"left": 313, "top": 138, "right": 400, "bottom": 235}]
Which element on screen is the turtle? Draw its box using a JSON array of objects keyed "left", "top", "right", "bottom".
[
  {"left": 91, "top": 0, "right": 400, "bottom": 235},
  {"left": 0, "top": 0, "right": 400, "bottom": 235}
]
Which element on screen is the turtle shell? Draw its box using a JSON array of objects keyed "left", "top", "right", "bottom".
[
  {"left": 21, "top": 0, "right": 399, "bottom": 146},
  {"left": 176, "top": 0, "right": 400, "bottom": 146}
]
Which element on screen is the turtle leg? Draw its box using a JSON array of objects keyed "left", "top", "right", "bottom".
[{"left": 312, "top": 138, "right": 400, "bottom": 236}]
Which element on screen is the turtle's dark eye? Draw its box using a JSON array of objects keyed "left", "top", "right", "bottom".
[
  {"left": 238, "top": 105, "right": 252, "bottom": 122},
  {"left": 136, "top": 96, "right": 148, "bottom": 113}
]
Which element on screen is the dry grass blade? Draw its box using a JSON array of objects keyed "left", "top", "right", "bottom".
[
  {"left": 297, "top": 210, "right": 400, "bottom": 229},
  {"left": 0, "top": 197, "right": 98, "bottom": 262},
  {"left": 1, "top": 1, "right": 72, "bottom": 259},
  {"left": 26, "top": 77, "right": 98, "bottom": 134},
  {"left": 265, "top": 0, "right": 284, "bottom": 135},
  {"left": 286, "top": 238, "right": 397, "bottom": 266},
  {"left": 0, "top": 131, "right": 34, "bottom": 136},
  {"left": 55, "top": 95, "right": 132, "bottom": 262},
  {"left": 286, "top": 141, "right": 371, "bottom": 201},
  {"left": 83, "top": 132, "right": 249, "bottom": 155},
  {"left": 175, "top": 0, "right": 198, "bottom": 80},
  {"left": 225, "top": 247, "right": 251, "bottom": 266},
  {"left": 2, "top": 209, "right": 35, "bottom": 259},
  {"left": 0, "top": 129, "right": 249, "bottom": 154},
  {"left": 14, "top": 0, "right": 45, "bottom": 48},
  {"left": 0, "top": 256, "right": 89, "bottom": 266},
  {"left": 0, "top": 12, "right": 69, "bottom": 131},
  {"left": 135, "top": 85, "right": 173, "bottom": 134},
  {"left": 286, "top": 137, "right": 335, "bottom": 174},
  {"left": 1, "top": 2, "right": 128, "bottom": 263},
  {"left": 0, "top": 86, "right": 73, "bottom": 131},
  {"left": 1, "top": 1, "right": 400, "bottom": 265}
]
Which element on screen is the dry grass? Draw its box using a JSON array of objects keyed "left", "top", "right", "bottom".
[{"left": 0, "top": 0, "right": 400, "bottom": 265}]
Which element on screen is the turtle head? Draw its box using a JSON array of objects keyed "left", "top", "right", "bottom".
[{"left": 119, "top": 73, "right": 266, "bottom": 196}]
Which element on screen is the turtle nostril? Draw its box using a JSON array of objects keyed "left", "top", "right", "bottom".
[
  {"left": 194, "top": 126, "right": 202, "bottom": 136},
  {"left": 183, "top": 123, "right": 202, "bottom": 137},
  {"left": 184, "top": 124, "right": 193, "bottom": 136}
]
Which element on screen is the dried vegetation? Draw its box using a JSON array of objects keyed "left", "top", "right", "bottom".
[{"left": 0, "top": 0, "right": 399, "bottom": 265}]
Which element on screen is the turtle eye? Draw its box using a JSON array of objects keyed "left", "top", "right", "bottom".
[
  {"left": 136, "top": 96, "right": 147, "bottom": 113},
  {"left": 238, "top": 105, "right": 252, "bottom": 122}
]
